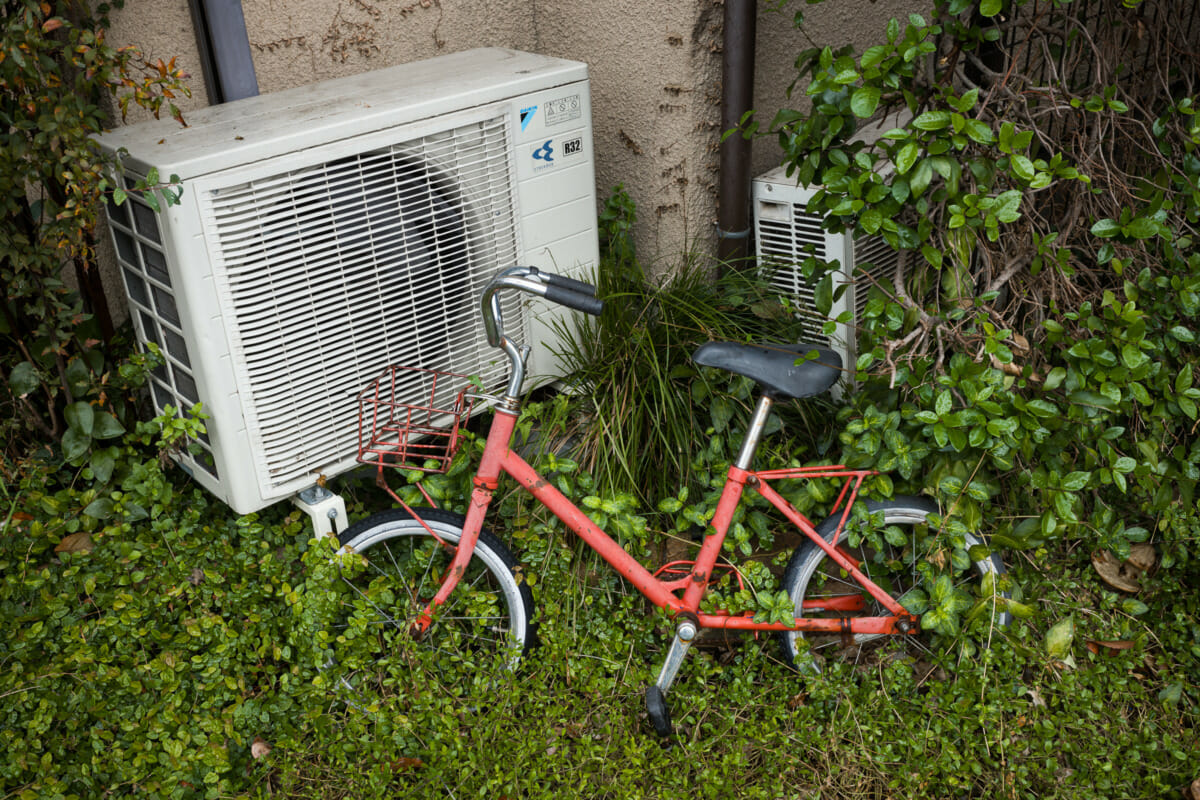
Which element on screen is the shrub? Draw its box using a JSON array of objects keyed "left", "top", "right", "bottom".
[
  {"left": 751, "top": 0, "right": 1199, "bottom": 589},
  {"left": 1, "top": 0, "right": 187, "bottom": 457}
]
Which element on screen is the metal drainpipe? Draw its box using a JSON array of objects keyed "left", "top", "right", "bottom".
[
  {"left": 717, "top": 0, "right": 757, "bottom": 266},
  {"left": 187, "top": 0, "right": 259, "bottom": 103}
]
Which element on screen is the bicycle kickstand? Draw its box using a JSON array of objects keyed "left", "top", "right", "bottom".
[{"left": 645, "top": 617, "right": 698, "bottom": 739}]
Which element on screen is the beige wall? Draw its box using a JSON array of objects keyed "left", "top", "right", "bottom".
[{"left": 104, "top": 0, "right": 923, "bottom": 278}]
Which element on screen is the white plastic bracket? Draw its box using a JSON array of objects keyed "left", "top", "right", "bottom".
[{"left": 292, "top": 485, "right": 349, "bottom": 539}]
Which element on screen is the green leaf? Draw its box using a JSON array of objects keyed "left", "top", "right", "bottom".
[
  {"left": 1113, "top": 456, "right": 1136, "bottom": 474},
  {"left": 910, "top": 159, "right": 933, "bottom": 197},
  {"left": 1070, "top": 390, "right": 1117, "bottom": 411},
  {"left": 1025, "top": 399, "right": 1058, "bottom": 418},
  {"left": 65, "top": 401, "right": 95, "bottom": 436},
  {"left": 861, "top": 45, "right": 890, "bottom": 69},
  {"left": 1010, "top": 154, "right": 1035, "bottom": 181},
  {"left": 90, "top": 448, "right": 117, "bottom": 484},
  {"left": 1121, "top": 344, "right": 1148, "bottom": 369},
  {"left": 861, "top": 207, "right": 883, "bottom": 234},
  {"left": 1158, "top": 682, "right": 1184, "bottom": 706},
  {"left": 963, "top": 119, "right": 994, "bottom": 144},
  {"left": 83, "top": 497, "right": 115, "bottom": 520},
  {"left": 1045, "top": 616, "right": 1075, "bottom": 659},
  {"left": 1090, "top": 219, "right": 1122, "bottom": 238},
  {"left": 994, "top": 190, "right": 1022, "bottom": 223},
  {"left": 1042, "top": 367, "right": 1067, "bottom": 390},
  {"left": 710, "top": 395, "right": 734, "bottom": 433},
  {"left": 814, "top": 272, "right": 834, "bottom": 316},
  {"left": 1059, "top": 471, "right": 1090, "bottom": 491},
  {"left": 62, "top": 427, "right": 92, "bottom": 462},
  {"left": 935, "top": 390, "right": 952, "bottom": 416},
  {"left": 9, "top": 361, "right": 40, "bottom": 397},
  {"left": 657, "top": 497, "right": 683, "bottom": 514},
  {"left": 896, "top": 141, "right": 919, "bottom": 174},
  {"left": 1121, "top": 599, "right": 1149, "bottom": 616},
  {"left": 1122, "top": 217, "right": 1159, "bottom": 239},
  {"left": 850, "top": 86, "right": 881, "bottom": 118},
  {"left": 92, "top": 411, "right": 127, "bottom": 440},
  {"left": 979, "top": 0, "right": 1002, "bottom": 16},
  {"left": 912, "top": 111, "right": 951, "bottom": 131}
]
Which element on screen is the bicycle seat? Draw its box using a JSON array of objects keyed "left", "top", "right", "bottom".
[{"left": 692, "top": 342, "right": 843, "bottom": 399}]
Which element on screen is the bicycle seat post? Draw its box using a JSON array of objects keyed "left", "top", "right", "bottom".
[{"left": 733, "top": 394, "right": 776, "bottom": 471}]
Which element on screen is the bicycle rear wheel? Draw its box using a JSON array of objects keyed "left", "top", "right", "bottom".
[
  {"left": 333, "top": 508, "right": 534, "bottom": 676},
  {"left": 778, "top": 498, "right": 1007, "bottom": 672}
]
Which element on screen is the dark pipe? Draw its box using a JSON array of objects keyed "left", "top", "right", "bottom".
[
  {"left": 188, "top": 0, "right": 259, "bottom": 103},
  {"left": 717, "top": 0, "right": 757, "bottom": 265}
]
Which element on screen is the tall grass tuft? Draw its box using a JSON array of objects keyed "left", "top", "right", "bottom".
[{"left": 548, "top": 187, "right": 829, "bottom": 506}]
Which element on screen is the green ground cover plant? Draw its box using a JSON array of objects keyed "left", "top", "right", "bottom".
[{"left": 3, "top": 422, "right": 1197, "bottom": 798}]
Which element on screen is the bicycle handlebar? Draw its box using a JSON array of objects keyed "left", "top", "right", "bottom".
[
  {"left": 482, "top": 266, "right": 603, "bottom": 348},
  {"left": 481, "top": 266, "right": 604, "bottom": 399},
  {"left": 541, "top": 271, "right": 597, "bottom": 298},
  {"left": 543, "top": 283, "right": 604, "bottom": 316}
]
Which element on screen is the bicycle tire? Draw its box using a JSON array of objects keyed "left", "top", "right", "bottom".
[
  {"left": 778, "top": 497, "right": 1008, "bottom": 671},
  {"left": 333, "top": 507, "right": 535, "bottom": 675}
]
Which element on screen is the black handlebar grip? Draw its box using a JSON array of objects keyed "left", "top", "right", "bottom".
[
  {"left": 542, "top": 272, "right": 597, "bottom": 297},
  {"left": 544, "top": 284, "right": 604, "bottom": 316}
]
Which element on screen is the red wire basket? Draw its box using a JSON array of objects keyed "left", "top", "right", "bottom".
[{"left": 356, "top": 365, "right": 475, "bottom": 475}]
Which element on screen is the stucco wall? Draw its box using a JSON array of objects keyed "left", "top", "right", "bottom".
[
  {"left": 101, "top": 0, "right": 924, "bottom": 296},
  {"left": 535, "top": 2, "right": 724, "bottom": 270},
  {"left": 243, "top": 0, "right": 535, "bottom": 90}
]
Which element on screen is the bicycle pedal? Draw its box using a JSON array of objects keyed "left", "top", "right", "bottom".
[{"left": 644, "top": 685, "right": 673, "bottom": 739}]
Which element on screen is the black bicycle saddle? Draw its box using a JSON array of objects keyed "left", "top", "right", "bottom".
[{"left": 691, "top": 342, "right": 843, "bottom": 399}]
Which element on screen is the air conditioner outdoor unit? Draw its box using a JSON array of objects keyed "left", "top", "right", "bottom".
[
  {"left": 96, "top": 48, "right": 599, "bottom": 515},
  {"left": 752, "top": 164, "right": 899, "bottom": 380}
]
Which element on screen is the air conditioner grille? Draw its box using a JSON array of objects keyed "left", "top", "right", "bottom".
[
  {"left": 757, "top": 203, "right": 832, "bottom": 344},
  {"left": 204, "top": 115, "right": 521, "bottom": 489},
  {"left": 852, "top": 233, "right": 900, "bottom": 319}
]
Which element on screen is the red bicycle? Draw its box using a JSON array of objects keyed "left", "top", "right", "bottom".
[{"left": 335, "top": 267, "right": 1008, "bottom": 736}]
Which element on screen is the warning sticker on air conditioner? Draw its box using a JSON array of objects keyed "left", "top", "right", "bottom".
[{"left": 544, "top": 94, "right": 582, "bottom": 127}]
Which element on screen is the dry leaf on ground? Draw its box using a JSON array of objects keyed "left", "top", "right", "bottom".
[
  {"left": 1092, "top": 543, "right": 1157, "bottom": 593},
  {"left": 251, "top": 737, "right": 272, "bottom": 760},
  {"left": 55, "top": 532, "right": 94, "bottom": 554},
  {"left": 1085, "top": 639, "right": 1135, "bottom": 656}
]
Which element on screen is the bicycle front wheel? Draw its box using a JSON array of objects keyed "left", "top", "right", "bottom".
[
  {"left": 778, "top": 498, "right": 1007, "bottom": 672},
  {"left": 334, "top": 508, "right": 535, "bottom": 674}
]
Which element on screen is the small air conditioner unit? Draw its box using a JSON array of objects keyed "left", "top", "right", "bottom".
[
  {"left": 96, "top": 48, "right": 599, "bottom": 515},
  {"left": 752, "top": 164, "right": 899, "bottom": 380}
]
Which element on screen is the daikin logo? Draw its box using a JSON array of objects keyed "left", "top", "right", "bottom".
[
  {"left": 532, "top": 140, "right": 554, "bottom": 163},
  {"left": 520, "top": 105, "right": 538, "bottom": 131}
]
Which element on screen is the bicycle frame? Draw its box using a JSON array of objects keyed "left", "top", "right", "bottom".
[
  {"left": 421, "top": 404, "right": 918, "bottom": 637},
  {"left": 394, "top": 266, "right": 919, "bottom": 640}
]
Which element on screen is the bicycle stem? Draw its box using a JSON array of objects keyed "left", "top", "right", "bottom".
[{"left": 481, "top": 267, "right": 542, "bottom": 400}]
